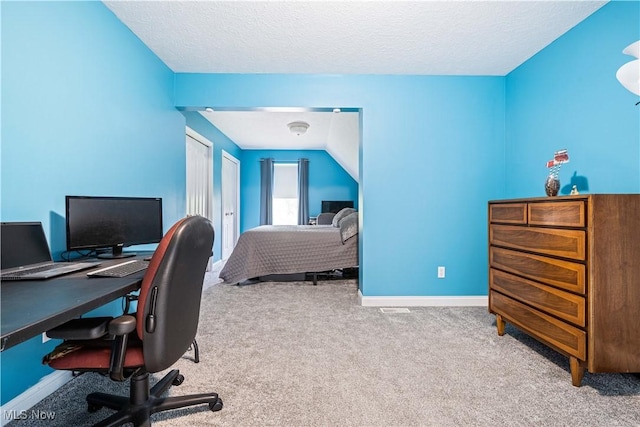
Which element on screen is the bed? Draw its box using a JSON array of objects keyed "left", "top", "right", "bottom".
[{"left": 219, "top": 211, "right": 358, "bottom": 284}]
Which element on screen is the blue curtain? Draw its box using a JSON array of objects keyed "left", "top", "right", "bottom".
[
  {"left": 297, "top": 158, "right": 309, "bottom": 225},
  {"left": 260, "top": 158, "right": 274, "bottom": 225}
]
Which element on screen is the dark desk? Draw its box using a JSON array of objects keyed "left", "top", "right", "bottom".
[{"left": 1, "top": 260, "right": 146, "bottom": 352}]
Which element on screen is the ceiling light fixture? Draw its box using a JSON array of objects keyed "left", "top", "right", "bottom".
[
  {"left": 288, "top": 121, "right": 310, "bottom": 135},
  {"left": 204, "top": 107, "right": 214, "bottom": 112}
]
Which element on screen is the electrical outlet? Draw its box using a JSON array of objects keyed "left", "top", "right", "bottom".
[
  {"left": 42, "top": 332, "right": 51, "bottom": 343},
  {"left": 437, "top": 266, "right": 446, "bottom": 278}
]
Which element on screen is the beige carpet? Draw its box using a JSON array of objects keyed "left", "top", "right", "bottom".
[{"left": 9, "top": 274, "right": 640, "bottom": 426}]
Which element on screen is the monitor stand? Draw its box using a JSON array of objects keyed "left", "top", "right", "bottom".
[{"left": 97, "top": 245, "right": 136, "bottom": 259}]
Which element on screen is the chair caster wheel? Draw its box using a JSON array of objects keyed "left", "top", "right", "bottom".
[
  {"left": 88, "top": 404, "right": 102, "bottom": 413},
  {"left": 209, "top": 397, "right": 223, "bottom": 412},
  {"left": 172, "top": 374, "right": 185, "bottom": 386}
]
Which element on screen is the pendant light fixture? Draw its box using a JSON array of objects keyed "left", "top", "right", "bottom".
[{"left": 616, "top": 40, "right": 640, "bottom": 99}]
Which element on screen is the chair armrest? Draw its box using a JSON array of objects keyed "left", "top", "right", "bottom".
[
  {"left": 46, "top": 317, "right": 112, "bottom": 340},
  {"left": 108, "top": 315, "right": 137, "bottom": 382},
  {"left": 108, "top": 315, "right": 136, "bottom": 336}
]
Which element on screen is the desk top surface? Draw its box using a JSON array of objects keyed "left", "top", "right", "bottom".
[{"left": 1, "top": 256, "right": 148, "bottom": 351}]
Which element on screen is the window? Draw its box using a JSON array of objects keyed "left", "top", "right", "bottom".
[{"left": 272, "top": 163, "right": 299, "bottom": 225}]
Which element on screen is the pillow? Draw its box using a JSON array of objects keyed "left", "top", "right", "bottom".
[
  {"left": 339, "top": 212, "right": 359, "bottom": 243},
  {"left": 331, "top": 207, "right": 356, "bottom": 227}
]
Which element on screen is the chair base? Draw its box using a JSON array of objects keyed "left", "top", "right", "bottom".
[{"left": 86, "top": 369, "right": 222, "bottom": 427}]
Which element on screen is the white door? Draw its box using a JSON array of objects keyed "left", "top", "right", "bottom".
[
  {"left": 186, "top": 128, "right": 213, "bottom": 266},
  {"left": 221, "top": 151, "right": 240, "bottom": 260}
]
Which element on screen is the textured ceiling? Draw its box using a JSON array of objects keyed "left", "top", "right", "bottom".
[{"left": 103, "top": 0, "right": 607, "bottom": 76}]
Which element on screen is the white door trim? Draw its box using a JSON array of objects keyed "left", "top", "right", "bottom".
[
  {"left": 221, "top": 150, "right": 240, "bottom": 259},
  {"left": 185, "top": 126, "right": 214, "bottom": 221},
  {"left": 186, "top": 127, "right": 214, "bottom": 269},
  {"left": 186, "top": 126, "right": 212, "bottom": 149}
]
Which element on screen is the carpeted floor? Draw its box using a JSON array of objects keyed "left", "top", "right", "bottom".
[{"left": 9, "top": 273, "right": 640, "bottom": 426}]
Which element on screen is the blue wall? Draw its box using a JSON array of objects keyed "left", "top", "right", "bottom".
[
  {"left": 505, "top": 1, "right": 640, "bottom": 197},
  {"left": 240, "top": 149, "right": 359, "bottom": 231},
  {"left": 2, "top": 0, "right": 638, "bottom": 409},
  {"left": 174, "top": 74, "right": 507, "bottom": 298},
  {"left": 1, "top": 2, "right": 186, "bottom": 405}
]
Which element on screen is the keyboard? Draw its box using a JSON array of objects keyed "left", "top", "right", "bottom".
[{"left": 87, "top": 260, "right": 149, "bottom": 278}]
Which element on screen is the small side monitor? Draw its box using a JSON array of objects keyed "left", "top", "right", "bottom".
[{"left": 321, "top": 200, "right": 354, "bottom": 214}]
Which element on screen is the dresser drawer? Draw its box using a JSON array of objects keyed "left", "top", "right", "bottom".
[
  {"left": 490, "top": 269, "right": 585, "bottom": 327},
  {"left": 490, "top": 291, "right": 586, "bottom": 360},
  {"left": 528, "top": 201, "right": 585, "bottom": 227},
  {"left": 490, "top": 224, "right": 586, "bottom": 261},
  {"left": 489, "top": 203, "right": 527, "bottom": 224},
  {"left": 490, "top": 247, "right": 586, "bottom": 294}
]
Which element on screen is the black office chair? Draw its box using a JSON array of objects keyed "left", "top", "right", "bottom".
[
  {"left": 43, "top": 216, "right": 221, "bottom": 427},
  {"left": 122, "top": 296, "right": 201, "bottom": 363}
]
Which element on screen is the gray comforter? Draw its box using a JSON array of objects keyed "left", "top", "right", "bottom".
[{"left": 219, "top": 225, "right": 358, "bottom": 284}]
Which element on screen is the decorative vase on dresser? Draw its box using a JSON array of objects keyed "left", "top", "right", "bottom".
[
  {"left": 488, "top": 194, "right": 640, "bottom": 386},
  {"left": 544, "top": 174, "right": 560, "bottom": 196}
]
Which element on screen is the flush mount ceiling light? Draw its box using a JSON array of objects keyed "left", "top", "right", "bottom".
[
  {"left": 616, "top": 40, "right": 640, "bottom": 98},
  {"left": 287, "top": 121, "right": 310, "bottom": 135}
]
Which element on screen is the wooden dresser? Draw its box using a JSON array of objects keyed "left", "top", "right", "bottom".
[{"left": 488, "top": 195, "right": 640, "bottom": 386}]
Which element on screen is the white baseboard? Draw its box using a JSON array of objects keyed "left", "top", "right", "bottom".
[
  {"left": 359, "top": 291, "right": 488, "bottom": 307},
  {"left": 203, "top": 259, "right": 225, "bottom": 290},
  {"left": 0, "top": 371, "right": 73, "bottom": 427}
]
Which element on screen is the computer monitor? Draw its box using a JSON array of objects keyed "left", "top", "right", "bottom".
[
  {"left": 321, "top": 200, "right": 354, "bottom": 214},
  {"left": 65, "top": 196, "right": 163, "bottom": 259}
]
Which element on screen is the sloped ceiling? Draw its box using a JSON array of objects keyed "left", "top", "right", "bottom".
[{"left": 201, "top": 109, "right": 360, "bottom": 180}]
